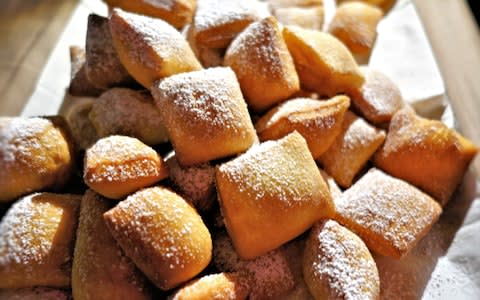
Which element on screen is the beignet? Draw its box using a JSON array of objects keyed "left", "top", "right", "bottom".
[
  {"left": 215, "top": 131, "right": 335, "bottom": 259},
  {"left": 255, "top": 96, "right": 350, "bottom": 159},
  {"left": 170, "top": 273, "right": 249, "bottom": 300},
  {"left": 350, "top": 67, "right": 404, "bottom": 125},
  {"left": 373, "top": 107, "right": 478, "bottom": 205},
  {"left": 72, "top": 190, "right": 150, "bottom": 300},
  {"left": 65, "top": 98, "right": 99, "bottom": 150},
  {"left": 274, "top": 6, "right": 324, "bottom": 30},
  {"left": 334, "top": 168, "right": 442, "bottom": 259},
  {"left": 103, "top": 187, "right": 212, "bottom": 290},
  {"left": 283, "top": 26, "right": 364, "bottom": 97},
  {"left": 89, "top": 88, "right": 169, "bottom": 145},
  {"left": 152, "top": 67, "right": 257, "bottom": 166},
  {"left": 0, "top": 117, "right": 75, "bottom": 202},
  {"left": 303, "top": 220, "right": 380, "bottom": 300},
  {"left": 103, "top": 0, "right": 196, "bottom": 29},
  {"left": 109, "top": 9, "right": 201, "bottom": 89},
  {"left": 329, "top": 2, "right": 383, "bottom": 57},
  {"left": 83, "top": 135, "right": 168, "bottom": 199},
  {"left": 0, "top": 193, "right": 80, "bottom": 288},
  {"left": 318, "top": 111, "right": 385, "bottom": 188},
  {"left": 224, "top": 16, "right": 300, "bottom": 112}
]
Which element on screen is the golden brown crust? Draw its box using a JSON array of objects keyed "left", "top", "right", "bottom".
[
  {"left": 329, "top": 2, "right": 383, "bottom": 56},
  {"left": 0, "top": 117, "right": 75, "bottom": 203},
  {"left": 373, "top": 108, "right": 478, "bottom": 205},
  {"left": 283, "top": 26, "right": 364, "bottom": 97},
  {"left": 334, "top": 168, "right": 442, "bottom": 259},
  {"left": 89, "top": 88, "right": 169, "bottom": 145},
  {"left": 350, "top": 67, "right": 404, "bottom": 125},
  {"left": 109, "top": 9, "right": 202, "bottom": 89},
  {"left": 72, "top": 190, "right": 151, "bottom": 300},
  {"left": 0, "top": 193, "right": 81, "bottom": 288},
  {"left": 318, "top": 111, "right": 385, "bottom": 188},
  {"left": 303, "top": 220, "right": 380, "bottom": 300},
  {"left": 103, "top": 187, "right": 212, "bottom": 290},
  {"left": 267, "top": 0, "right": 324, "bottom": 8},
  {"left": 104, "top": 0, "right": 196, "bottom": 29},
  {"left": 224, "top": 17, "right": 300, "bottom": 112},
  {"left": 151, "top": 67, "right": 258, "bottom": 167},
  {"left": 170, "top": 273, "right": 249, "bottom": 300},
  {"left": 255, "top": 96, "right": 350, "bottom": 159},
  {"left": 83, "top": 135, "right": 168, "bottom": 199},
  {"left": 215, "top": 131, "right": 335, "bottom": 259}
]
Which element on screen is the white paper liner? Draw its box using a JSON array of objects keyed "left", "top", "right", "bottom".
[{"left": 18, "top": 0, "right": 480, "bottom": 298}]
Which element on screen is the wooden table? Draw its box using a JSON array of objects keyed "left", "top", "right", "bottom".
[{"left": 1, "top": 0, "right": 479, "bottom": 173}]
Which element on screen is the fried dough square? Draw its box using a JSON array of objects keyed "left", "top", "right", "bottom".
[
  {"left": 329, "top": 2, "right": 383, "bottom": 56},
  {"left": 255, "top": 96, "right": 350, "bottom": 159},
  {"left": 72, "top": 190, "right": 150, "bottom": 299},
  {"left": 303, "top": 220, "right": 380, "bottom": 300},
  {"left": 109, "top": 9, "right": 202, "bottom": 89},
  {"left": 274, "top": 6, "right": 324, "bottom": 30},
  {"left": 85, "top": 14, "right": 136, "bottom": 90},
  {"left": 103, "top": 0, "right": 196, "bottom": 29},
  {"left": 318, "top": 111, "right": 385, "bottom": 188},
  {"left": 335, "top": 168, "right": 442, "bottom": 259},
  {"left": 350, "top": 67, "right": 404, "bottom": 125},
  {"left": 151, "top": 67, "right": 257, "bottom": 166},
  {"left": 215, "top": 131, "right": 335, "bottom": 259},
  {"left": 103, "top": 187, "right": 212, "bottom": 290},
  {"left": 0, "top": 193, "right": 81, "bottom": 288},
  {"left": 224, "top": 17, "right": 300, "bottom": 112},
  {"left": 83, "top": 135, "right": 169, "bottom": 199},
  {"left": 68, "top": 46, "right": 104, "bottom": 97},
  {"left": 283, "top": 26, "right": 364, "bottom": 97},
  {"left": 373, "top": 108, "right": 478, "bottom": 205}
]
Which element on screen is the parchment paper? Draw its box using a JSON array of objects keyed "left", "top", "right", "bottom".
[{"left": 19, "top": 0, "right": 480, "bottom": 298}]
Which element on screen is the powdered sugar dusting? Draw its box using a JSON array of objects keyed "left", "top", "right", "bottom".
[
  {"left": 305, "top": 220, "right": 379, "bottom": 300},
  {"left": 90, "top": 88, "right": 169, "bottom": 145},
  {"left": 84, "top": 135, "right": 162, "bottom": 184},
  {"left": 104, "top": 187, "right": 210, "bottom": 287},
  {"left": 336, "top": 168, "right": 442, "bottom": 257},
  {"left": 165, "top": 152, "right": 216, "bottom": 211},
  {"left": 213, "top": 232, "right": 295, "bottom": 299},
  {"left": 154, "top": 67, "right": 251, "bottom": 137}
]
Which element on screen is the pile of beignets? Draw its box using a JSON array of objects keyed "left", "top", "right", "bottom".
[{"left": 0, "top": 0, "right": 478, "bottom": 299}]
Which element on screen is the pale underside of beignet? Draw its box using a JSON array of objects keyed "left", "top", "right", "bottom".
[
  {"left": 0, "top": 117, "right": 75, "bottom": 203},
  {"left": 109, "top": 9, "right": 202, "bottom": 89},
  {"left": 373, "top": 107, "right": 478, "bottom": 205},
  {"left": 283, "top": 25, "right": 364, "bottom": 97},
  {"left": 318, "top": 111, "right": 385, "bottom": 188},
  {"left": 89, "top": 88, "right": 169, "bottom": 145},
  {"left": 334, "top": 168, "right": 442, "bottom": 259},
  {"left": 303, "top": 220, "right": 380, "bottom": 300},
  {"left": 255, "top": 95, "right": 350, "bottom": 159},
  {"left": 224, "top": 16, "right": 300, "bottom": 112},
  {"left": 0, "top": 193, "right": 81, "bottom": 288},
  {"left": 152, "top": 67, "right": 258, "bottom": 167},
  {"left": 216, "top": 131, "right": 335, "bottom": 259},
  {"left": 83, "top": 135, "right": 168, "bottom": 199},
  {"left": 72, "top": 190, "right": 150, "bottom": 300},
  {"left": 103, "top": 187, "right": 212, "bottom": 290}
]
